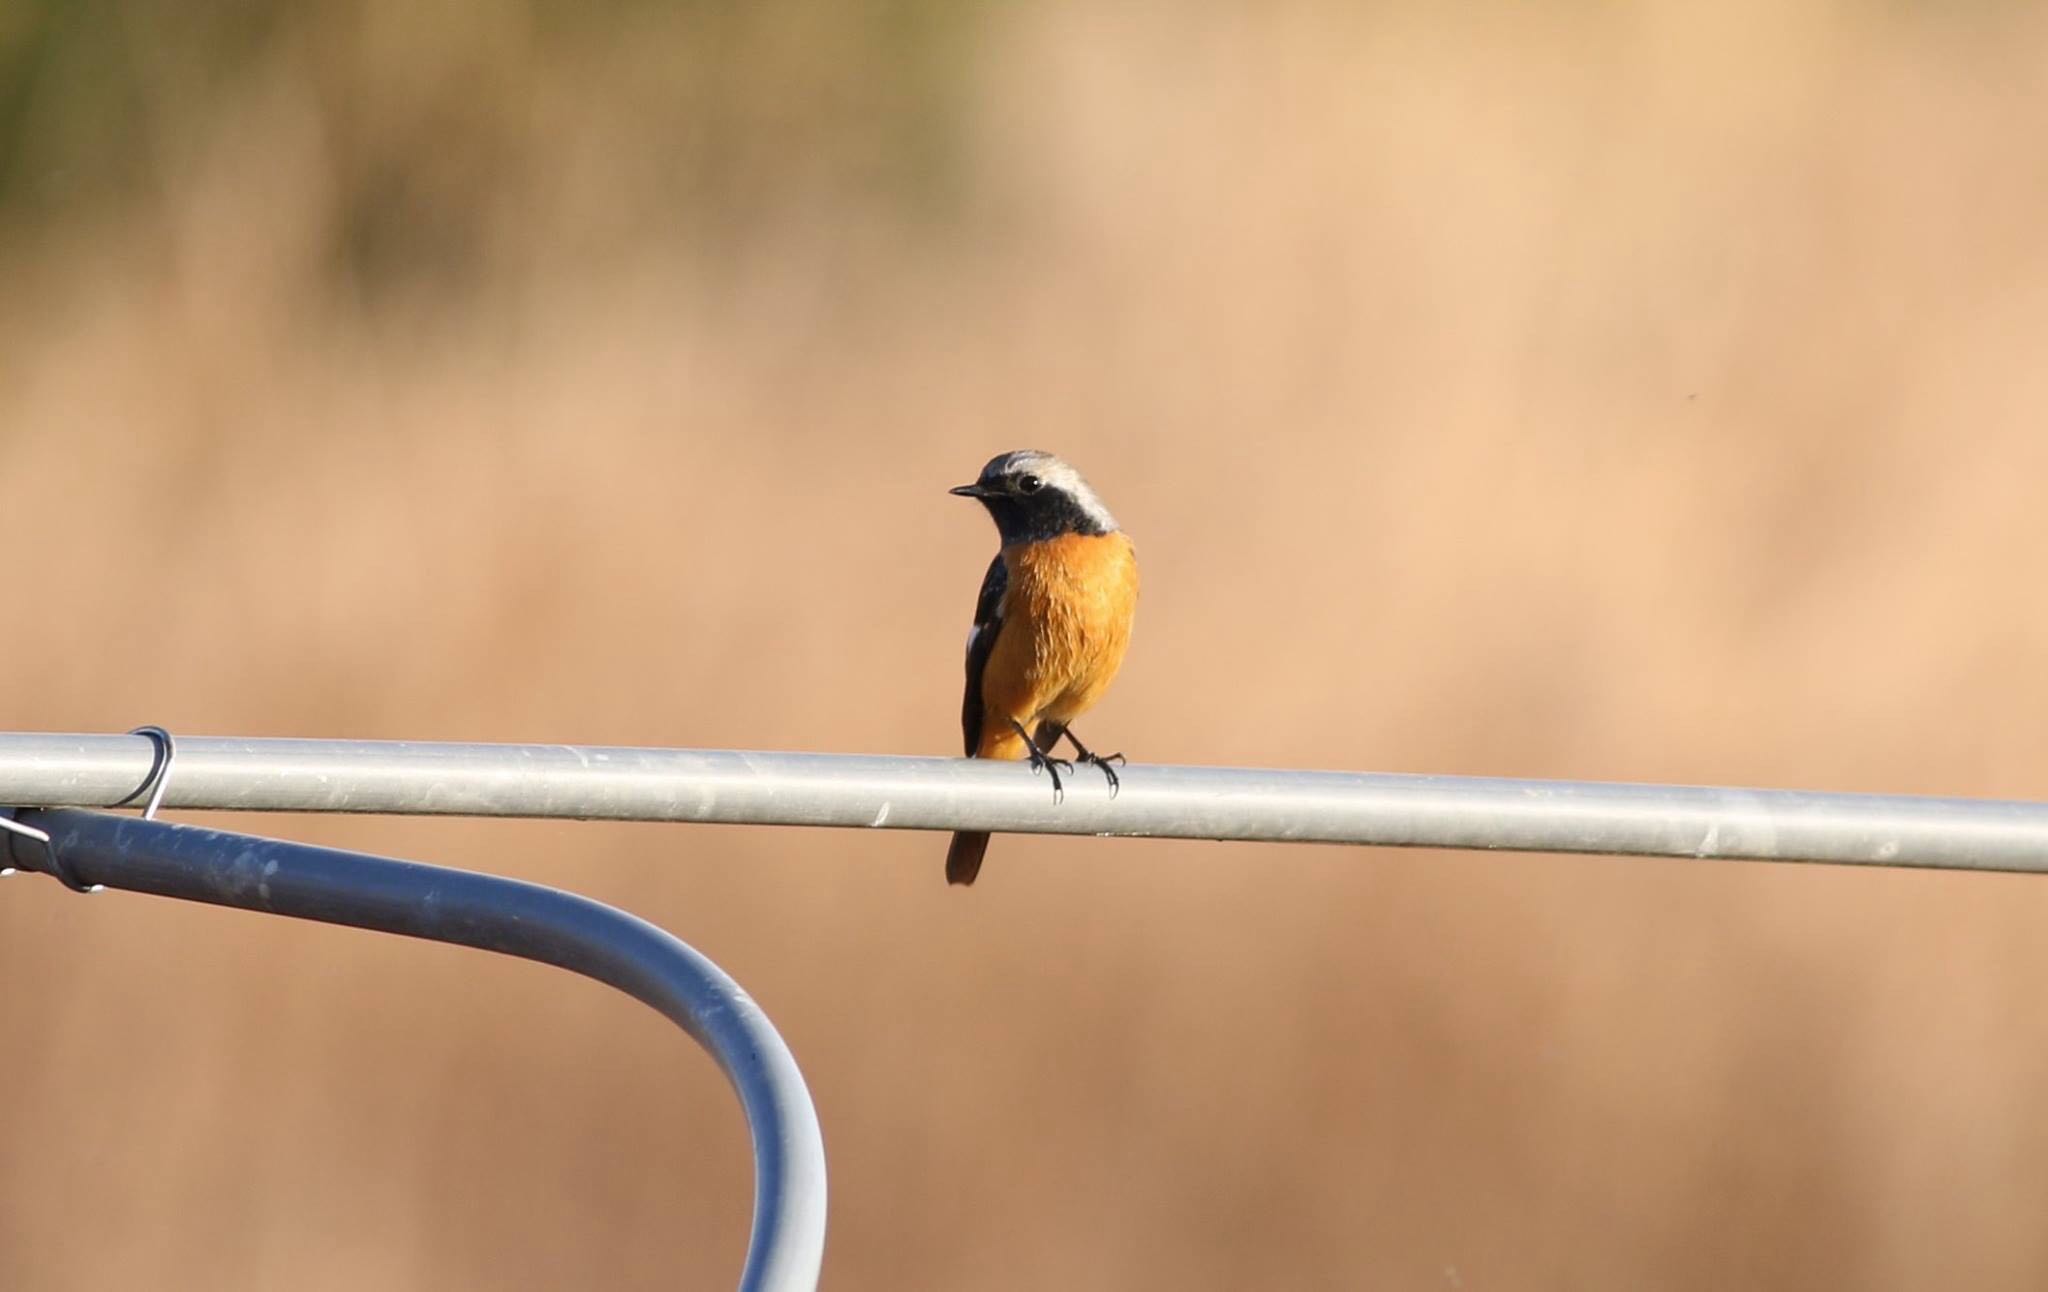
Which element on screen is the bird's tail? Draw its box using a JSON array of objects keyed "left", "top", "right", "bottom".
[{"left": 946, "top": 831, "right": 990, "bottom": 886}]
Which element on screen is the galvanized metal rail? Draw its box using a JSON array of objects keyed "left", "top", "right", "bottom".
[
  {"left": 0, "top": 807, "right": 828, "bottom": 1292},
  {"left": 2, "top": 731, "right": 2047, "bottom": 873},
  {"left": 8, "top": 727, "right": 2048, "bottom": 1288}
]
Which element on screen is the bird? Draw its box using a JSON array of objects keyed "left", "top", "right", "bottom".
[{"left": 945, "top": 450, "right": 1139, "bottom": 885}]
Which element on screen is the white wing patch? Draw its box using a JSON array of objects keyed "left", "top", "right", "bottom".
[{"left": 965, "top": 601, "right": 1004, "bottom": 658}]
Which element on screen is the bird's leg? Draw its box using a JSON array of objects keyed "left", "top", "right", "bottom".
[
  {"left": 1010, "top": 719, "right": 1071, "bottom": 803},
  {"left": 1055, "top": 725, "right": 1125, "bottom": 797}
]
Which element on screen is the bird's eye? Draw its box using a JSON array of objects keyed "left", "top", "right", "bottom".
[{"left": 1017, "top": 474, "right": 1044, "bottom": 494}]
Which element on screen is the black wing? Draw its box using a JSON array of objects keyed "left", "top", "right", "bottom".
[{"left": 960, "top": 553, "right": 1007, "bottom": 756}]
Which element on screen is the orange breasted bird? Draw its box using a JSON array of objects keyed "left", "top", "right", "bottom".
[{"left": 945, "top": 451, "right": 1139, "bottom": 885}]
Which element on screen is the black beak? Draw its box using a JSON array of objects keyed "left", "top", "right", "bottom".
[{"left": 949, "top": 482, "right": 991, "bottom": 498}]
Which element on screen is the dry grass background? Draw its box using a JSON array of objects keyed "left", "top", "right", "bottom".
[{"left": 6, "top": 1, "right": 2048, "bottom": 1287}]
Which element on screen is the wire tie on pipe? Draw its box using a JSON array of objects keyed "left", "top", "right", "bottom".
[
  {"left": 126, "top": 725, "right": 177, "bottom": 821},
  {"left": 0, "top": 807, "right": 98, "bottom": 893}
]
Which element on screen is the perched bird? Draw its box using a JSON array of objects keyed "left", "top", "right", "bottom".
[{"left": 945, "top": 450, "right": 1139, "bottom": 885}]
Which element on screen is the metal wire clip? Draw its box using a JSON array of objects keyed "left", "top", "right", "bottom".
[
  {"left": 0, "top": 726, "right": 175, "bottom": 892},
  {"left": 0, "top": 808, "right": 97, "bottom": 892},
  {"left": 125, "top": 725, "right": 177, "bottom": 821}
]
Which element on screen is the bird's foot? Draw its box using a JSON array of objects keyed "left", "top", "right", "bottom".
[
  {"left": 1076, "top": 751, "right": 1124, "bottom": 797},
  {"left": 1057, "top": 727, "right": 1127, "bottom": 798},
  {"left": 1012, "top": 719, "right": 1071, "bottom": 803},
  {"left": 1027, "top": 749, "right": 1073, "bottom": 802}
]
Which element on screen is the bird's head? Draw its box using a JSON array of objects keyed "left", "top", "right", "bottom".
[{"left": 950, "top": 450, "right": 1119, "bottom": 545}]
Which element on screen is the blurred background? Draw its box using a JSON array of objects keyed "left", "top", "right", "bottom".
[{"left": 6, "top": 0, "right": 2048, "bottom": 1287}]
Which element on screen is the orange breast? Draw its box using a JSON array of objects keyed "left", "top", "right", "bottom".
[{"left": 975, "top": 532, "right": 1139, "bottom": 759}]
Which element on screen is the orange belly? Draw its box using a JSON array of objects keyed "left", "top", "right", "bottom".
[{"left": 975, "top": 532, "right": 1139, "bottom": 760}]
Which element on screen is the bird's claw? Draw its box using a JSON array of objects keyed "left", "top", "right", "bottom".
[
  {"left": 1026, "top": 749, "right": 1071, "bottom": 802},
  {"left": 1078, "top": 751, "right": 1124, "bottom": 798}
]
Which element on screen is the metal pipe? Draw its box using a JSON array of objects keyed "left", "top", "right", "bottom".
[
  {"left": 3, "top": 809, "right": 828, "bottom": 1292},
  {"left": 2, "top": 731, "right": 2047, "bottom": 873}
]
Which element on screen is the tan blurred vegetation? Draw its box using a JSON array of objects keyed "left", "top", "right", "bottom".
[{"left": 7, "top": 0, "right": 2048, "bottom": 1287}]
